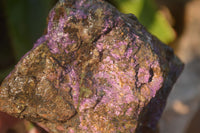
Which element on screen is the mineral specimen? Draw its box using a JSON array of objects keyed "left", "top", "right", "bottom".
[{"left": 0, "top": 0, "right": 184, "bottom": 132}]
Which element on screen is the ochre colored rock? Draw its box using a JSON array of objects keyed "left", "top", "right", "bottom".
[{"left": 0, "top": 0, "right": 184, "bottom": 132}]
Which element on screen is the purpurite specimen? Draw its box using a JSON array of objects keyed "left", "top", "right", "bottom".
[{"left": 0, "top": 0, "right": 184, "bottom": 132}]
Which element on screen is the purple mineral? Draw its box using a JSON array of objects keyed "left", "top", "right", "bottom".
[{"left": 0, "top": 0, "right": 184, "bottom": 132}]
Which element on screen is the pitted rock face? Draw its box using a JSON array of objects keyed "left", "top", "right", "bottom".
[{"left": 0, "top": 0, "right": 184, "bottom": 132}]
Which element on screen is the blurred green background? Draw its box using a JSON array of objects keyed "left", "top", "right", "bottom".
[
  {"left": 0, "top": 0, "right": 57, "bottom": 82},
  {"left": 0, "top": 0, "right": 175, "bottom": 83}
]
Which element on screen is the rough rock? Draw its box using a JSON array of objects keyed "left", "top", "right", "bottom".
[{"left": 0, "top": 0, "right": 184, "bottom": 132}]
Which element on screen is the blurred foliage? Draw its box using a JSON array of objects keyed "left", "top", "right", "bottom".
[
  {"left": 0, "top": 0, "right": 175, "bottom": 82},
  {"left": 0, "top": 0, "right": 57, "bottom": 82},
  {"left": 2, "top": 0, "right": 56, "bottom": 60},
  {"left": 109, "top": 0, "right": 175, "bottom": 44}
]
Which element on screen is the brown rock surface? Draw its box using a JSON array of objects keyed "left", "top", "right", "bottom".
[{"left": 0, "top": 0, "right": 184, "bottom": 132}]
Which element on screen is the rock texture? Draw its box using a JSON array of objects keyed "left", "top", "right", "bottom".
[{"left": 0, "top": 0, "right": 184, "bottom": 132}]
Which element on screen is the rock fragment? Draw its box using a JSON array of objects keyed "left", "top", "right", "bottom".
[{"left": 0, "top": 0, "right": 184, "bottom": 132}]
